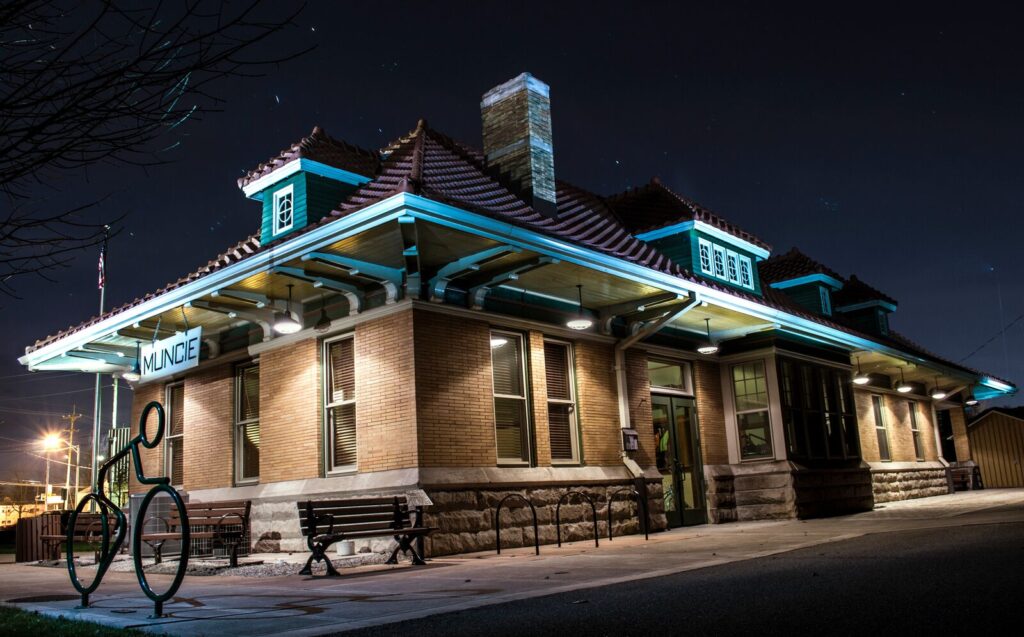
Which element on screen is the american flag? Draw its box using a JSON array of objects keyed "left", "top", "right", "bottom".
[{"left": 97, "top": 244, "right": 105, "bottom": 290}]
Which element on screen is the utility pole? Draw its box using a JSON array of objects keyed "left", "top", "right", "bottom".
[{"left": 62, "top": 406, "right": 83, "bottom": 510}]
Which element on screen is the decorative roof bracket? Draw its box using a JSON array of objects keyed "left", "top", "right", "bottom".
[
  {"left": 187, "top": 300, "right": 277, "bottom": 342},
  {"left": 467, "top": 256, "right": 558, "bottom": 310},
  {"left": 428, "top": 245, "right": 522, "bottom": 302},
  {"left": 303, "top": 252, "right": 403, "bottom": 304},
  {"left": 272, "top": 266, "right": 363, "bottom": 315}
]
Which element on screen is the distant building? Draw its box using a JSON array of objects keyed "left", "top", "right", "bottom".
[
  {"left": 968, "top": 408, "right": 1024, "bottom": 487},
  {"left": 0, "top": 502, "right": 43, "bottom": 528},
  {"left": 18, "top": 73, "right": 1016, "bottom": 555}
]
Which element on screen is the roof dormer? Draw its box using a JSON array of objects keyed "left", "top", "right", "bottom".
[
  {"left": 759, "top": 248, "right": 843, "bottom": 316},
  {"left": 237, "top": 126, "right": 378, "bottom": 243}
]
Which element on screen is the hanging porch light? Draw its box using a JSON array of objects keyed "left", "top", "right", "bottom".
[
  {"left": 853, "top": 356, "right": 870, "bottom": 385},
  {"left": 274, "top": 284, "right": 302, "bottom": 335},
  {"left": 566, "top": 284, "right": 593, "bottom": 330},
  {"left": 896, "top": 367, "right": 913, "bottom": 393},
  {"left": 696, "top": 318, "right": 719, "bottom": 355},
  {"left": 930, "top": 375, "right": 947, "bottom": 400}
]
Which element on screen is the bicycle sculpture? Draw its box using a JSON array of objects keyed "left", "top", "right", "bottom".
[{"left": 66, "top": 400, "right": 190, "bottom": 617}]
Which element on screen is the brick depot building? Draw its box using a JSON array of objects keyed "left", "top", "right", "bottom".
[{"left": 19, "top": 74, "right": 1016, "bottom": 555}]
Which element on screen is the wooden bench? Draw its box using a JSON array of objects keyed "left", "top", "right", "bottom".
[
  {"left": 40, "top": 512, "right": 118, "bottom": 561},
  {"left": 297, "top": 496, "right": 432, "bottom": 577},
  {"left": 140, "top": 500, "right": 250, "bottom": 567},
  {"left": 950, "top": 468, "right": 972, "bottom": 491}
]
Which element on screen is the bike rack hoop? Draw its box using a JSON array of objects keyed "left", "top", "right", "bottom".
[
  {"left": 554, "top": 490, "right": 599, "bottom": 548},
  {"left": 493, "top": 493, "right": 540, "bottom": 555}
]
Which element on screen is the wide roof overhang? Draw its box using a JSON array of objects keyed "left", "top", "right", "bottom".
[{"left": 18, "top": 192, "right": 1015, "bottom": 399}]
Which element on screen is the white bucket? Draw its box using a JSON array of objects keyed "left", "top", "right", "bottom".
[{"left": 337, "top": 540, "right": 355, "bottom": 556}]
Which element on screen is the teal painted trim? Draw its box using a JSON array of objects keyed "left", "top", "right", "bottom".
[
  {"left": 636, "top": 221, "right": 694, "bottom": 241},
  {"left": 243, "top": 158, "right": 372, "bottom": 200},
  {"left": 980, "top": 376, "right": 1015, "bottom": 394},
  {"left": 637, "top": 220, "right": 770, "bottom": 260},
  {"left": 398, "top": 193, "right": 1007, "bottom": 389},
  {"left": 770, "top": 274, "right": 844, "bottom": 290},
  {"left": 835, "top": 299, "right": 898, "bottom": 313}
]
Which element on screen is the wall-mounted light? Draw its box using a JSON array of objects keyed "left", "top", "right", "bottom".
[
  {"left": 930, "top": 375, "right": 947, "bottom": 400},
  {"left": 314, "top": 294, "right": 331, "bottom": 333},
  {"left": 853, "top": 356, "right": 870, "bottom": 385},
  {"left": 697, "top": 318, "right": 719, "bottom": 355},
  {"left": 896, "top": 367, "right": 913, "bottom": 393},
  {"left": 274, "top": 284, "right": 302, "bottom": 335},
  {"left": 566, "top": 284, "right": 593, "bottom": 330}
]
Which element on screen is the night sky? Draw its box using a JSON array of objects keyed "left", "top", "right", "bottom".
[{"left": 2, "top": 2, "right": 1022, "bottom": 481}]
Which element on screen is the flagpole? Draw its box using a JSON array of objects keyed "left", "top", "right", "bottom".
[{"left": 90, "top": 226, "right": 109, "bottom": 498}]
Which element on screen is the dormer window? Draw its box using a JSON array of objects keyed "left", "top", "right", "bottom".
[
  {"left": 698, "top": 239, "right": 713, "bottom": 274},
  {"left": 273, "top": 184, "right": 294, "bottom": 235},
  {"left": 820, "top": 287, "right": 832, "bottom": 316},
  {"left": 739, "top": 257, "right": 753, "bottom": 289},
  {"left": 697, "top": 237, "right": 756, "bottom": 290},
  {"left": 713, "top": 245, "right": 727, "bottom": 278},
  {"left": 726, "top": 251, "right": 739, "bottom": 284}
]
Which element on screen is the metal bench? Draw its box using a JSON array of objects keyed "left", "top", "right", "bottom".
[
  {"left": 40, "top": 511, "right": 118, "bottom": 561},
  {"left": 140, "top": 499, "right": 250, "bottom": 567},
  {"left": 297, "top": 496, "right": 432, "bottom": 577}
]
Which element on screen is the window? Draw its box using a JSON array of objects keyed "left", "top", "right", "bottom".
[
  {"left": 235, "top": 364, "right": 260, "bottom": 483},
  {"left": 698, "top": 239, "right": 713, "bottom": 274},
  {"left": 490, "top": 331, "right": 530, "bottom": 463},
  {"left": 726, "top": 250, "right": 739, "bottom": 283},
  {"left": 273, "top": 184, "right": 294, "bottom": 235},
  {"left": 544, "top": 340, "right": 578, "bottom": 463},
  {"left": 731, "top": 361, "right": 773, "bottom": 459},
  {"left": 872, "top": 395, "right": 891, "bottom": 461},
  {"left": 647, "top": 360, "right": 693, "bottom": 394},
  {"left": 908, "top": 401, "right": 924, "bottom": 461},
  {"left": 165, "top": 383, "right": 184, "bottom": 486},
  {"left": 324, "top": 335, "right": 356, "bottom": 471},
  {"left": 819, "top": 287, "right": 832, "bottom": 316},
  {"left": 739, "top": 256, "right": 754, "bottom": 289},
  {"left": 778, "top": 358, "right": 859, "bottom": 462},
  {"left": 712, "top": 245, "right": 727, "bottom": 279}
]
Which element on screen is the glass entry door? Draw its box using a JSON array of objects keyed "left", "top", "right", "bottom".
[{"left": 652, "top": 395, "right": 706, "bottom": 527}]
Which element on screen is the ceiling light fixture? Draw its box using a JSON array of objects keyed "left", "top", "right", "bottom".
[
  {"left": 122, "top": 341, "right": 142, "bottom": 382},
  {"left": 274, "top": 284, "right": 302, "bottom": 335},
  {"left": 965, "top": 393, "right": 979, "bottom": 406},
  {"left": 566, "top": 284, "right": 593, "bottom": 330},
  {"left": 853, "top": 356, "right": 870, "bottom": 385},
  {"left": 697, "top": 318, "right": 719, "bottom": 355},
  {"left": 314, "top": 295, "right": 331, "bottom": 333},
  {"left": 930, "top": 375, "right": 947, "bottom": 400},
  {"left": 896, "top": 367, "right": 913, "bottom": 393}
]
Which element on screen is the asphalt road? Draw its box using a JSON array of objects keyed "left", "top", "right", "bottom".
[{"left": 341, "top": 520, "right": 1024, "bottom": 636}]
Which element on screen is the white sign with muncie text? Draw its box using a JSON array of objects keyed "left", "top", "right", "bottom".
[{"left": 140, "top": 327, "right": 202, "bottom": 382}]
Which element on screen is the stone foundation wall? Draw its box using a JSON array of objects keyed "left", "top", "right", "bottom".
[
  {"left": 422, "top": 482, "right": 666, "bottom": 557},
  {"left": 793, "top": 467, "right": 874, "bottom": 518},
  {"left": 872, "top": 468, "right": 950, "bottom": 503}
]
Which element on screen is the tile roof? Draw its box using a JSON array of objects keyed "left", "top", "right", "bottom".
[
  {"left": 758, "top": 248, "right": 843, "bottom": 285},
  {"left": 970, "top": 406, "right": 1024, "bottom": 425},
  {"left": 21, "top": 121, "right": 1008, "bottom": 391},
  {"left": 237, "top": 126, "right": 380, "bottom": 189},
  {"left": 606, "top": 178, "right": 771, "bottom": 251},
  {"left": 833, "top": 274, "right": 898, "bottom": 308}
]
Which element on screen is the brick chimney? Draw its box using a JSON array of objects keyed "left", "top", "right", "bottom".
[{"left": 481, "top": 73, "right": 557, "bottom": 218}]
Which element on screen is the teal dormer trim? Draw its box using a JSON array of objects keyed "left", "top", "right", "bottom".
[{"left": 243, "top": 158, "right": 372, "bottom": 201}]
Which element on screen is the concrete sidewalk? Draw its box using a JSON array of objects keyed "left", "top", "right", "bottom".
[{"left": 2, "top": 489, "right": 1022, "bottom": 636}]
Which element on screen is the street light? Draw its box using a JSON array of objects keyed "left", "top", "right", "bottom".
[{"left": 41, "top": 434, "right": 59, "bottom": 510}]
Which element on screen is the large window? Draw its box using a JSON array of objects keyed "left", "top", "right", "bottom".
[
  {"left": 908, "top": 401, "right": 924, "bottom": 461},
  {"left": 731, "top": 361, "right": 773, "bottom": 460},
  {"left": 165, "top": 383, "right": 184, "bottom": 486},
  {"left": 544, "top": 340, "right": 578, "bottom": 463},
  {"left": 272, "top": 184, "right": 294, "bottom": 235},
  {"left": 325, "top": 335, "right": 356, "bottom": 471},
  {"left": 648, "top": 359, "right": 693, "bottom": 394},
  {"left": 490, "top": 330, "right": 530, "bottom": 463},
  {"left": 778, "top": 358, "right": 859, "bottom": 462},
  {"left": 872, "top": 395, "right": 891, "bottom": 461},
  {"left": 235, "top": 364, "right": 260, "bottom": 483}
]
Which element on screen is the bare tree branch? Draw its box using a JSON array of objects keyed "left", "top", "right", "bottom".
[{"left": 0, "top": 0, "right": 310, "bottom": 295}]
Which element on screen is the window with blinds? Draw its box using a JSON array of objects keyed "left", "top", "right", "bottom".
[
  {"left": 490, "top": 330, "right": 530, "bottom": 463},
  {"left": 235, "top": 364, "right": 260, "bottom": 482},
  {"left": 165, "top": 383, "right": 185, "bottom": 486},
  {"left": 325, "top": 335, "right": 357, "bottom": 471},
  {"left": 544, "top": 340, "right": 578, "bottom": 462}
]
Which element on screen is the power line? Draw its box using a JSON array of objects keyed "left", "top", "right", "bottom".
[{"left": 959, "top": 311, "right": 1024, "bottom": 364}]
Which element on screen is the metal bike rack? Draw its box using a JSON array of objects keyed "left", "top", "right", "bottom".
[
  {"left": 606, "top": 487, "right": 649, "bottom": 541},
  {"left": 555, "top": 490, "right": 599, "bottom": 548},
  {"left": 494, "top": 493, "right": 540, "bottom": 555}
]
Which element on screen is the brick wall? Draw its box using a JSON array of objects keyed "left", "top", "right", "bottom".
[
  {"left": 950, "top": 406, "right": 971, "bottom": 461},
  {"left": 355, "top": 310, "right": 418, "bottom": 472},
  {"left": 626, "top": 350, "right": 654, "bottom": 468},
  {"left": 527, "top": 331, "right": 552, "bottom": 465},
  {"left": 183, "top": 363, "right": 234, "bottom": 490},
  {"left": 694, "top": 360, "right": 728, "bottom": 466},
  {"left": 414, "top": 310, "right": 496, "bottom": 467},
  {"left": 574, "top": 340, "right": 621, "bottom": 466},
  {"left": 854, "top": 390, "right": 938, "bottom": 462},
  {"left": 128, "top": 383, "right": 164, "bottom": 494},
  {"left": 259, "top": 338, "right": 320, "bottom": 483}
]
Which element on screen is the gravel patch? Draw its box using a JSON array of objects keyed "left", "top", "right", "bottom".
[{"left": 30, "top": 552, "right": 389, "bottom": 577}]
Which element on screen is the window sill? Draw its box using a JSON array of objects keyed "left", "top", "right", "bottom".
[
  {"left": 235, "top": 479, "right": 259, "bottom": 487},
  {"left": 326, "top": 467, "right": 358, "bottom": 476}
]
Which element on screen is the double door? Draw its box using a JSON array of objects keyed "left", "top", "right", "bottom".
[{"left": 652, "top": 395, "right": 706, "bottom": 527}]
